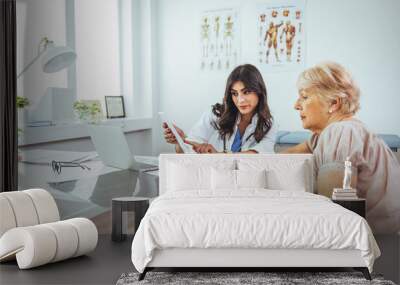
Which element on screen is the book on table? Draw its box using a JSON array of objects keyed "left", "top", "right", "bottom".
[
  {"left": 333, "top": 188, "right": 357, "bottom": 193},
  {"left": 332, "top": 188, "right": 358, "bottom": 200}
]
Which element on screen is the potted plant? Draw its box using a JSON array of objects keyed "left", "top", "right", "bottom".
[
  {"left": 73, "top": 100, "right": 103, "bottom": 124},
  {"left": 16, "top": 96, "right": 29, "bottom": 132},
  {"left": 16, "top": 96, "right": 30, "bottom": 160}
]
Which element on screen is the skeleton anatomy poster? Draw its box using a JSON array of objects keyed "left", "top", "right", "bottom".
[
  {"left": 200, "top": 9, "right": 240, "bottom": 71},
  {"left": 257, "top": 0, "right": 306, "bottom": 72}
]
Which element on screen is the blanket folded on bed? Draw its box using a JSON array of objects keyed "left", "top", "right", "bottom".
[{"left": 131, "top": 190, "right": 380, "bottom": 273}]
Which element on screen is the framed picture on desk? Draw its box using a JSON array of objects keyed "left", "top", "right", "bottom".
[{"left": 105, "top": 96, "right": 125, "bottom": 118}]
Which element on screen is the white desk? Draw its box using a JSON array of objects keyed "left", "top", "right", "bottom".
[
  {"left": 18, "top": 117, "right": 152, "bottom": 146},
  {"left": 18, "top": 149, "right": 159, "bottom": 220}
]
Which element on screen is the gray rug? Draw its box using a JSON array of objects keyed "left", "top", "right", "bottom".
[{"left": 116, "top": 271, "right": 396, "bottom": 285}]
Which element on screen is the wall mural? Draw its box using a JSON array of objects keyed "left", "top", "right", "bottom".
[
  {"left": 200, "top": 9, "right": 239, "bottom": 71},
  {"left": 257, "top": 0, "right": 306, "bottom": 72}
]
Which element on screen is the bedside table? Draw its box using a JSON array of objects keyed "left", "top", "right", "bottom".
[
  {"left": 332, "top": 198, "right": 366, "bottom": 218},
  {"left": 112, "top": 197, "right": 150, "bottom": 242}
]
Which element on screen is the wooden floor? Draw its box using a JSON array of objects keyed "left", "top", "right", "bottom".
[{"left": 0, "top": 235, "right": 134, "bottom": 285}]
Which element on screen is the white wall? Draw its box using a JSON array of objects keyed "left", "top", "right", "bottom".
[
  {"left": 17, "top": 0, "right": 123, "bottom": 120},
  {"left": 17, "top": 0, "right": 400, "bottom": 154},
  {"left": 16, "top": 0, "right": 153, "bottom": 150},
  {"left": 154, "top": 0, "right": 400, "bottom": 153},
  {"left": 75, "top": 0, "right": 121, "bottom": 113},
  {"left": 305, "top": 0, "right": 400, "bottom": 134},
  {"left": 16, "top": 0, "right": 68, "bottom": 114},
  {"left": 121, "top": 0, "right": 153, "bottom": 119}
]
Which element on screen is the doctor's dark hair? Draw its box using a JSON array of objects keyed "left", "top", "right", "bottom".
[{"left": 211, "top": 64, "right": 273, "bottom": 143}]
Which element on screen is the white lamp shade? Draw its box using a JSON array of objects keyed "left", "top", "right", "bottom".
[{"left": 41, "top": 45, "right": 77, "bottom": 73}]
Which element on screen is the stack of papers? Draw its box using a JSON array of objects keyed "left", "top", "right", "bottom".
[{"left": 332, "top": 188, "right": 358, "bottom": 200}]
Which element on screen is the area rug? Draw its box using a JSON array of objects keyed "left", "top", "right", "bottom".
[{"left": 116, "top": 271, "right": 396, "bottom": 285}]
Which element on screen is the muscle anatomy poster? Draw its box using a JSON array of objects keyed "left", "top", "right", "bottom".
[{"left": 257, "top": 0, "right": 306, "bottom": 72}]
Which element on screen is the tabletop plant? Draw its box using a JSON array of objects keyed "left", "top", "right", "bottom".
[{"left": 73, "top": 100, "right": 103, "bottom": 124}]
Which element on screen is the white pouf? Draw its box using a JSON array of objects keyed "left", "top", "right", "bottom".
[{"left": 0, "top": 189, "right": 98, "bottom": 269}]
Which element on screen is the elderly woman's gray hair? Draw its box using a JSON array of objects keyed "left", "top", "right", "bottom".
[{"left": 297, "top": 62, "right": 360, "bottom": 114}]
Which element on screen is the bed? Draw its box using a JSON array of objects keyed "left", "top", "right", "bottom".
[{"left": 131, "top": 154, "right": 380, "bottom": 280}]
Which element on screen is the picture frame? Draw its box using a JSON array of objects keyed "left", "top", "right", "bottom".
[{"left": 105, "top": 96, "right": 125, "bottom": 118}]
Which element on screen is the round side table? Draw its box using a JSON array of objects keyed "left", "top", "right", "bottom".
[{"left": 111, "top": 197, "right": 150, "bottom": 242}]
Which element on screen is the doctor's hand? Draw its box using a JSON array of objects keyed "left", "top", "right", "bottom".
[
  {"left": 186, "top": 141, "right": 217, "bottom": 154},
  {"left": 162, "top": 122, "right": 185, "bottom": 145}
]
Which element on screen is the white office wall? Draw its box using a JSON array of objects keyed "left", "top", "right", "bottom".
[
  {"left": 17, "top": 0, "right": 400, "bottom": 152},
  {"left": 16, "top": 0, "right": 152, "bottom": 150},
  {"left": 74, "top": 0, "right": 121, "bottom": 110},
  {"left": 16, "top": 0, "right": 68, "bottom": 112},
  {"left": 121, "top": 0, "right": 153, "bottom": 118},
  {"left": 17, "top": 0, "right": 125, "bottom": 119},
  {"left": 305, "top": 0, "right": 400, "bottom": 134},
  {"left": 119, "top": 0, "right": 134, "bottom": 118},
  {"left": 154, "top": 0, "right": 400, "bottom": 153},
  {"left": 136, "top": 0, "right": 154, "bottom": 119}
]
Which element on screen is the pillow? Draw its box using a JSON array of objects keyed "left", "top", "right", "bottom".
[
  {"left": 167, "top": 160, "right": 235, "bottom": 192},
  {"left": 211, "top": 168, "right": 267, "bottom": 190},
  {"left": 211, "top": 168, "right": 236, "bottom": 190},
  {"left": 266, "top": 162, "right": 307, "bottom": 191},
  {"left": 236, "top": 169, "right": 267, "bottom": 189},
  {"left": 167, "top": 162, "right": 210, "bottom": 191}
]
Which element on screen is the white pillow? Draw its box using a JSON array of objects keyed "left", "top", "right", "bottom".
[
  {"left": 167, "top": 160, "right": 235, "bottom": 192},
  {"left": 266, "top": 162, "right": 307, "bottom": 191},
  {"left": 167, "top": 162, "right": 210, "bottom": 191},
  {"left": 237, "top": 169, "right": 267, "bottom": 189},
  {"left": 211, "top": 168, "right": 236, "bottom": 190},
  {"left": 211, "top": 168, "right": 267, "bottom": 190}
]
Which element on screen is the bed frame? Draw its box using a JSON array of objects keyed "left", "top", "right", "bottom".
[
  {"left": 138, "top": 154, "right": 372, "bottom": 281},
  {"left": 139, "top": 248, "right": 371, "bottom": 280}
]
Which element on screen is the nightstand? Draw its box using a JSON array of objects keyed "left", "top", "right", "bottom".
[
  {"left": 112, "top": 197, "right": 150, "bottom": 242},
  {"left": 332, "top": 198, "right": 366, "bottom": 218}
]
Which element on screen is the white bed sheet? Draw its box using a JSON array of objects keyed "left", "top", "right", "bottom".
[{"left": 131, "top": 190, "right": 380, "bottom": 273}]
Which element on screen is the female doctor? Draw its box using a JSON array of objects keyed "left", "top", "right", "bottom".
[{"left": 163, "top": 64, "right": 277, "bottom": 153}]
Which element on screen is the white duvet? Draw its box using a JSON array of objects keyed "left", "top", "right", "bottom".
[{"left": 131, "top": 190, "right": 380, "bottom": 273}]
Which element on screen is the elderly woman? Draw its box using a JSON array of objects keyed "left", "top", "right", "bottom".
[{"left": 283, "top": 62, "right": 400, "bottom": 234}]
